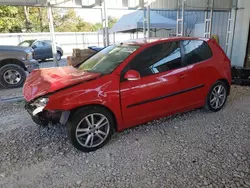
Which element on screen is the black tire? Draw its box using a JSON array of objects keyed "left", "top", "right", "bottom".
[
  {"left": 0, "top": 64, "right": 26, "bottom": 89},
  {"left": 56, "top": 51, "right": 62, "bottom": 61},
  {"left": 68, "top": 106, "right": 115, "bottom": 152},
  {"left": 205, "top": 81, "right": 228, "bottom": 112}
]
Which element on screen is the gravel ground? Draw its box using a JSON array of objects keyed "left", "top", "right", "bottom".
[{"left": 0, "top": 85, "right": 250, "bottom": 188}]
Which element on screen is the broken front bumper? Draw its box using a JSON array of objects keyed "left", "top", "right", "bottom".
[{"left": 25, "top": 102, "right": 70, "bottom": 126}]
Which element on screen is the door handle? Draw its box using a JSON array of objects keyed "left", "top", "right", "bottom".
[{"left": 179, "top": 74, "right": 187, "bottom": 79}]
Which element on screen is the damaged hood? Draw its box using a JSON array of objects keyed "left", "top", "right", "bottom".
[{"left": 23, "top": 66, "right": 101, "bottom": 101}]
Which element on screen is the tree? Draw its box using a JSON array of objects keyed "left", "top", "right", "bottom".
[
  {"left": 108, "top": 16, "right": 118, "bottom": 29},
  {"left": 0, "top": 6, "right": 118, "bottom": 33},
  {"left": 0, "top": 6, "right": 23, "bottom": 33},
  {"left": 23, "top": 6, "right": 32, "bottom": 32},
  {"left": 92, "top": 16, "right": 118, "bottom": 32}
]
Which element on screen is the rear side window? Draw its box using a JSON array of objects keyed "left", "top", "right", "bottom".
[
  {"left": 128, "top": 42, "right": 182, "bottom": 77},
  {"left": 34, "top": 41, "right": 44, "bottom": 48},
  {"left": 182, "top": 40, "right": 212, "bottom": 65}
]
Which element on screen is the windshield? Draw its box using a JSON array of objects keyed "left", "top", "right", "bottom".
[
  {"left": 78, "top": 45, "right": 140, "bottom": 74},
  {"left": 18, "top": 40, "right": 34, "bottom": 47}
]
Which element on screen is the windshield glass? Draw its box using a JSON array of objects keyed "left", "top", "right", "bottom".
[
  {"left": 78, "top": 45, "right": 140, "bottom": 74},
  {"left": 18, "top": 40, "right": 34, "bottom": 47}
]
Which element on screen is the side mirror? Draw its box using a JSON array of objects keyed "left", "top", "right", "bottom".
[
  {"left": 124, "top": 70, "right": 141, "bottom": 81},
  {"left": 32, "top": 44, "right": 37, "bottom": 49}
]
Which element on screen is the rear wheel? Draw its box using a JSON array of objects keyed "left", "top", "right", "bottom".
[
  {"left": 56, "top": 51, "right": 62, "bottom": 61},
  {"left": 205, "top": 81, "right": 228, "bottom": 112},
  {"left": 68, "top": 107, "right": 114, "bottom": 152},
  {"left": 0, "top": 64, "right": 26, "bottom": 89}
]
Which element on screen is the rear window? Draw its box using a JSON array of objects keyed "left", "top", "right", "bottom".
[{"left": 182, "top": 40, "right": 212, "bottom": 65}]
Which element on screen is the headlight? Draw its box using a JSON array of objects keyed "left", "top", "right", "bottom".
[
  {"left": 26, "top": 51, "right": 33, "bottom": 60},
  {"left": 32, "top": 97, "right": 49, "bottom": 107}
]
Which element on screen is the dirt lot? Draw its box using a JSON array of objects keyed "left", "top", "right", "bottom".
[{"left": 0, "top": 82, "right": 250, "bottom": 188}]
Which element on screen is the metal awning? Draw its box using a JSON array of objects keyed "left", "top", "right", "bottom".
[
  {"left": 111, "top": 10, "right": 177, "bottom": 33},
  {"left": 0, "top": 0, "right": 101, "bottom": 7},
  {"left": 0, "top": 0, "right": 47, "bottom": 6}
]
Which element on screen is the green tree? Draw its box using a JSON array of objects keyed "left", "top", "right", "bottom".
[
  {"left": 108, "top": 16, "right": 118, "bottom": 29},
  {"left": 0, "top": 6, "right": 24, "bottom": 33},
  {"left": 0, "top": 6, "right": 118, "bottom": 33},
  {"left": 92, "top": 16, "right": 118, "bottom": 32}
]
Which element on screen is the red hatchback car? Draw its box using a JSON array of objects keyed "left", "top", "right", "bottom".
[{"left": 23, "top": 37, "right": 231, "bottom": 152}]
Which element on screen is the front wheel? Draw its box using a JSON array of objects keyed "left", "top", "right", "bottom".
[
  {"left": 205, "top": 81, "right": 228, "bottom": 112},
  {"left": 68, "top": 107, "right": 114, "bottom": 152},
  {"left": 0, "top": 64, "right": 26, "bottom": 89}
]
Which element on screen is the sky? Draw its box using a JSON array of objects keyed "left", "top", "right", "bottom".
[{"left": 75, "top": 9, "right": 135, "bottom": 23}]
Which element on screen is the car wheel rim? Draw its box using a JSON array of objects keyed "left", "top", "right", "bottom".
[
  {"left": 3, "top": 69, "right": 21, "bottom": 85},
  {"left": 210, "top": 85, "right": 226, "bottom": 109},
  {"left": 57, "top": 53, "right": 61, "bottom": 61},
  {"left": 75, "top": 113, "right": 110, "bottom": 148}
]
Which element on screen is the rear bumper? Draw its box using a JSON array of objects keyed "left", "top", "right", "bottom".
[
  {"left": 25, "top": 102, "right": 70, "bottom": 126},
  {"left": 24, "top": 59, "right": 39, "bottom": 72}
]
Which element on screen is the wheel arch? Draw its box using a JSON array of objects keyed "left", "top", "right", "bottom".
[
  {"left": 57, "top": 50, "right": 62, "bottom": 55},
  {"left": 69, "top": 104, "right": 118, "bottom": 131},
  {"left": 218, "top": 78, "right": 230, "bottom": 95},
  {"left": 0, "top": 58, "right": 26, "bottom": 71}
]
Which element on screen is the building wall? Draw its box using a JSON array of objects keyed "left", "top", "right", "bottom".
[
  {"left": 151, "top": 0, "right": 232, "bottom": 10},
  {"left": 153, "top": 10, "right": 229, "bottom": 50},
  {"left": 231, "top": 0, "right": 250, "bottom": 67}
]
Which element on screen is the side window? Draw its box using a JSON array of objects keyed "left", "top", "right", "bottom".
[
  {"left": 182, "top": 40, "right": 212, "bottom": 65},
  {"left": 44, "top": 41, "right": 52, "bottom": 47},
  {"left": 34, "top": 41, "right": 44, "bottom": 48},
  {"left": 128, "top": 42, "right": 182, "bottom": 77}
]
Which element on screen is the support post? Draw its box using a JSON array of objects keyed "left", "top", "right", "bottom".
[
  {"left": 225, "top": 2, "right": 237, "bottom": 58},
  {"left": 100, "top": 8, "right": 106, "bottom": 47},
  {"left": 204, "top": 0, "right": 214, "bottom": 38},
  {"left": 176, "top": 0, "right": 185, "bottom": 36},
  {"left": 146, "top": 0, "right": 151, "bottom": 38},
  {"left": 97, "top": 32, "right": 100, "bottom": 46},
  {"left": 47, "top": 5, "right": 59, "bottom": 67},
  {"left": 113, "top": 32, "right": 115, "bottom": 44},
  {"left": 101, "top": 0, "right": 109, "bottom": 47},
  {"left": 143, "top": 7, "right": 146, "bottom": 38}
]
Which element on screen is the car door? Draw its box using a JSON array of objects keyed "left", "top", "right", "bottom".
[
  {"left": 32, "top": 41, "right": 45, "bottom": 59},
  {"left": 180, "top": 40, "right": 213, "bottom": 107},
  {"left": 120, "top": 41, "right": 188, "bottom": 128},
  {"left": 43, "top": 41, "right": 53, "bottom": 58}
]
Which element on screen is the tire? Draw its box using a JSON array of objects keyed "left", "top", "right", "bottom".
[
  {"left": 205, "top": 81, "right": 228, "bottom": 112},
  {"left": 56, "top": 51, "right": 62, "bottom": 61},
  {"left": 68, "top": 106, "right": 115, "bottom": 152},
  {"left": 0, "top": 64, "right": 26, "bottom": 89}
]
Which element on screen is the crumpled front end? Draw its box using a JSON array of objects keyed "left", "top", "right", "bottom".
[{"left": 25, "top": 97, "right": 70, "bottom": 127}]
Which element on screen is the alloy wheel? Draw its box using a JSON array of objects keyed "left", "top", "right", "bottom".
[
  {"left": 209, "top": 84, "right": 226, "bottom": 110},
  {"left": 56, "top": 52, "right": 61, "bottom": 61},
  {"left": 75, "top": 113, "right": 110, "bottom": 148},
  {"left": 3, "top": 69, "right": 21, "bottom": 85}
]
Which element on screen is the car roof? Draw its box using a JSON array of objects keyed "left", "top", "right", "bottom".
[{"left": 121, "top": 37, "right": 210, "bottom": 46}]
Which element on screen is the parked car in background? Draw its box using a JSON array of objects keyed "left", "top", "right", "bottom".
[
  {"left": 18, "top": 40, "right": 63, "bottom": 61},
  {"left": 88, "top": 46, "right": 104, "bottom": 52},
  {"left": 23, "top": 37, "right": 231, "bottom": 152},
  {"left": 0, "top": 45, "right": 39, "bottom": 88}
]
